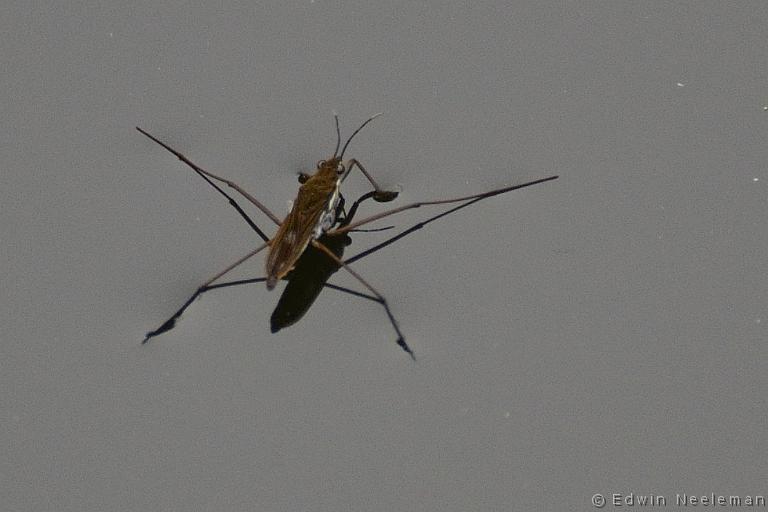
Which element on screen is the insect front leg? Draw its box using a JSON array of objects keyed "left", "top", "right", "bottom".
[
  {"left": 343, "top": 159, "right": 399, "bottom": 202},
  {"left": 334, "top": 194, "right": 346, "bottom": 222}
]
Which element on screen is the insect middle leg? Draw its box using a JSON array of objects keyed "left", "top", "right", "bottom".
[
  {"left": 136, "top": 127, "right": 281, "bottom": 241},
  {"left": 329, "top": 175, "right": 560, "bottom": 236}
]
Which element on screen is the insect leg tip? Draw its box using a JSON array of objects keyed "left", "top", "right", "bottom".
[
  {"left": 373, "top": 190, "right": 399, "bottom": 202},
  {"left": 397, "top": 337, "right": 416, "bottom": 361}
]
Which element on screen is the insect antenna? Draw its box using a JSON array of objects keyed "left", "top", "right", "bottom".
[
  {"left": 339, "top": 112, "right": 383, "bottom": 159},
  {"left": 332, "top": 112, "right": 342, "bottom": 157}
]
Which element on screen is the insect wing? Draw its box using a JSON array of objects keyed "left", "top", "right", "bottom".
[{"left": 265, "top": 180, "right": 336, "bottom": 286}]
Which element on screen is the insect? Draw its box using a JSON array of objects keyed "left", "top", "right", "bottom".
[{"left": 136, "top": 114, "right": 558, "bottom": 359}]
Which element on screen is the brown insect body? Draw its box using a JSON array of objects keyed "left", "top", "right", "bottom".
[{"left": 265, "top": 157, "right": 343, "bottom": 289}]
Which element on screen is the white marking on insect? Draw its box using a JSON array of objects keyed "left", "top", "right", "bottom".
[{"left": 313, "top": 178, "right": 342, "bottom": 239}]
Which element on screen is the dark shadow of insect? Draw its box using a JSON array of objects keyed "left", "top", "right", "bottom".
[{"left": 136, "top": 114, "right": 558, "bottom": 359}]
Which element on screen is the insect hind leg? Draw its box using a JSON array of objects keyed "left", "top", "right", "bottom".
[
  {"left": 311, "top": 239, "right": 415, "bottom": 360},
  {"left": 143, "top": 242, "right": 269, "bottom": 343}
]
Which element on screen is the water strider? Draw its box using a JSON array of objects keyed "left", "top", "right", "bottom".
[{"left": 137, "top": 114, "right": 558, "bottom": 359}]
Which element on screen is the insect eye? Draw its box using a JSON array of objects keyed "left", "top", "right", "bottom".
[
  {"left": 337, "top": 163, "right": 346, "bottom": 175},
  {"left": 317, "top": 159, "right": 326, "bottom": 168}
]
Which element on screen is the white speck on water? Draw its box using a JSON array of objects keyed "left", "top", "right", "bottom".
[
  {"left": 109, "top": 32, "right": 113, "bottom": 38},
  {"left": 756, "top": 318, "right": 762, "bottom": 324},
  {"left": 676, "top": 82, "right": 685, "bottom": 87},
  {"left": 753, "top": 177, "right": 759, "bottom": 182},
  {"left": 504, "top": 411, "right": 511, "bottom": 418}
]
